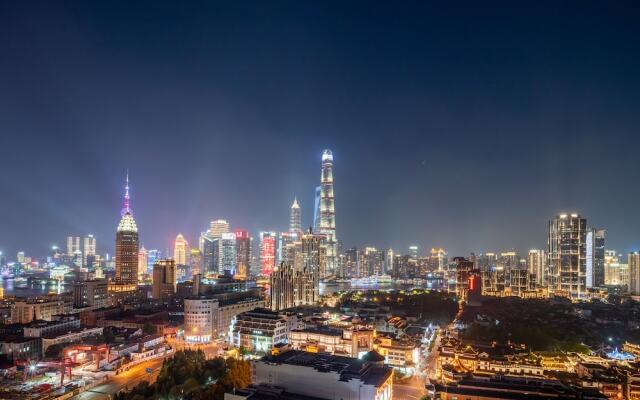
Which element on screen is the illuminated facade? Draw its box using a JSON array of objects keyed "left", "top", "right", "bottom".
[
  {"left": 527, "top": 249, "right": 546, "bottom": 287},
  {"left": 289, "top": 196, "right": 302, "bottom": 234},
  {"left": 137, "top": 246, "right": 148, "bottom": 281},
  {"left": 547, "top": 213, "right": 586, "bottom": 299},
  {"left": 260, "top": 231, "right": 277, "bottom": 276},
  {"left": 219, "top": 232, "right": 236, "bottom": 275},
  {"left": 235, "top": 230, "right": 250, "bottom": 279},
  {"left": 586, "top": 228, "right": 605, "bottom": 288},
  {"left": 83, "top": 235, "right": 96, "bottom": 266},
  {"left": 318, "top": 149, "right": 337, "bottom": 276},
  {"left": 630, "top": 252, "right": 640, "bottom": 295},
  {"left": 67, "top": 236, "right": 80, "bottom": 256},
  {"left": 115, "top": 173, "right": 139, "bottom": 284},
  {"left": 173, "top": 233, "right": 189, "bottom": 265}
]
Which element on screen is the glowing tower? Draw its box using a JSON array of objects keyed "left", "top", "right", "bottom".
[
  {"left": 115, "top": 172, "right": 139, "bottom": 284},
  {"left": 319, "top": 149, "right": 337, "bottom": 275}
]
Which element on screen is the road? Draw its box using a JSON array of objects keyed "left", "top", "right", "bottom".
[
  {"left": 394, "top": 375, "right": 426, "bottom": 400},
  {"left": 73, "top": 357, "right": 165, "bottom": 400}
]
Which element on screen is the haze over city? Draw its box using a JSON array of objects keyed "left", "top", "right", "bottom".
[{"left": 1, "top": 1, "right": 639, "bottom": 256}]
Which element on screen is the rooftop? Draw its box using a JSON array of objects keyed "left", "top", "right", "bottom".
[{"left": 262, "top": 350, "right": 392, "bottom": 387}]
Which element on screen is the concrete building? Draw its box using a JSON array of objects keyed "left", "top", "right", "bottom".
[
  {"left": 11, "top": 300, "right": 65, "bottom": 324},
  {"left": 252, "top": 350, "right": 393, "bottom": 400},
  {"left": 73, "top": 279, "right": 108, "bottom": 308},
  {"left": 184, "top": 295, "right": 265, "bottom": 343},
  {"left": 231, "top": 308, "right": 292, "bottom": 354},
  {"left": 288, "top": 326, "right": 374, "bottom": 358},
  {"left": 629, "top": 252, "right": 640, "bottom": 295},
  {"left": 152, "top": 259, "right": 177, "bottom": 300}
]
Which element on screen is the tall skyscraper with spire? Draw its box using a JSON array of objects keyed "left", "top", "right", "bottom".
[
  {"left": 318, "top": 149, "right": 337, "bottom": 275},
  {"left": 115, "top": 172, "right": 139, "bottom": 284},
  {"left": 289, "top": 196, "right": 301, "bottom": 235}
]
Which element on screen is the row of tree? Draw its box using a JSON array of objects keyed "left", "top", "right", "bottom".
[{"left": 113, "top": 350, "right": 251, "bottom": 400}]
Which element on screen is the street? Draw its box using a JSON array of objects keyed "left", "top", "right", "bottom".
[
  {"left": 73, "top": 357, "right": 165, "bottom": 400},
  {"left": 394, "top": 375, "right": 426, "bottom": 399}
]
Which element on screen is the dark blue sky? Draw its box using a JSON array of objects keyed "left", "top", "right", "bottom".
[{"left": 1, "top": 1, "right": 639, "bottom": 258}]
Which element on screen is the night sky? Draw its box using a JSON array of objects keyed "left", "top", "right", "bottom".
[{"left": 1, "top": 1, "right": 639, "bottom": 258}]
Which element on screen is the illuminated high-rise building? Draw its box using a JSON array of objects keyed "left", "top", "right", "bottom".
[
  {"left": 208, "top": 219, "right": 230, "bottom": 238},
  {"left": 429, "top": 248, "right": 448, "bottom": 272},
  {"left": 83, "top": 235, "right": 96, "bottom": 266},
  {"left": 318, "top": 149, "right": 337, "bottom": 275},
  {"left": 260, "top": 231, "right": 277, "bottom": 276},
  {"left": 408, "top": 246, "right": 419, "bottom": 262},
  {"left": 220, "top": 232, "right": 237, "bottom": 275},
  {"left": 313, "top": 186, "right": 321, "bottom": 232},
  {"left": 300, "top": 229, "right": 323, "bottom": 299},
  {"left": 138, "top": 246, "right": 148, "bottom": 281},
  {"left": 289, "top": 196, "right": 302, "bottom": 235},
  {"left": 67, "top": 236, "right": 80, "bottom": 256},
  {"left": 174, "top": 233, "right": 189, "bottom": 265},
  {"left": 586, "top": 228, "right": 605, "bottom": 288},
  {"left": 363, "top": 247, "right": 385, "bottom": 276},
  {"left": 527, "top": 249, "right": 546, "bottom": 286},
  {"left": 235, "top": 230, "right": 250, "bottom": 279},
  {"left": 629, "top": 252, "right": 640, "bottom": 295},
  {"left": 547, "top": 213, "right": 586, "bottom": 299},
  {"left": 115, "top": 172, "right": 139, "bottom": 284},
  {"left": 189, "top": 248, "right": 201, "bottom": 276},
  {"left": 147, "top": 249, "right": 160, "bottom": 274}
]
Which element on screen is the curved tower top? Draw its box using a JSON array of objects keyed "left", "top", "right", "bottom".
[
  {"left": 289, "top": 196, "right": 302, "bottom": 234},
  {"left": 117, "top": 172, "right": 137, "bottom": 232}
]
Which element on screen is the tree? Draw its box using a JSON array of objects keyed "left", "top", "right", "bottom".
[{"left": 143, "top": 322, "right": 156, "bottom": 335}]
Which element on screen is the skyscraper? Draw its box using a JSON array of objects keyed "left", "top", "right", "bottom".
[
  {"left": 152, "top": 259, "right": 176, "bottom": 300},
  {"left": 208, "top": 219, "right": 230, "bottom": 238},
  {"left": 83, "top": 235, "right": 96, "bottom": 266},
  {"left": 586, "top": 228, "right": 605, "bottom": 288},
  {"left": 629, "top": 252, "right": 640, "bottom": 295},
  {"left": 174, "top": 233, "right": 189, "bottom": 265},
  {"left": 527, "top": 249, "right": 546, "bottom": 287},
  {"left": 318, "top": 149, "right": 337, "bottom": 275},
  {"left": 289, "top": 196, "right": 302, "bottom": 235},
  {"left": 313, "top": 185, "right": 321, "bottom": 232},
  {"left": 67, "top": 236, "right": 80, "bottom": 256},
  {"left": 260, "top": 231, "right": 277, "bottom": 276},
  {"left": 220, "top": 232, "right": 237, "bottom": 275},
  {"left": 115, "top": 173, "right": 139, "bottom": 284},
  {"left": 235, "top": 230, "right": 250, "bottom": 279},
  {"left": 547, "top": 213, "right": 586, "bottom": 299},
  {"left": 138, "top": 246, "right": 148, "bottom": 282},
  {"left": 300, "top": 229, "right": 323, "bottom": 299}
]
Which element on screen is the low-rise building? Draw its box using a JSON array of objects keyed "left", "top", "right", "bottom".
[
  {"left": 11, "top": 299, "right": 65, "bottom": 324},
  {"left": 23, "top": 314, "right": 81, "bottom": 338},
  {"left": 231, "top": 308, "right": 292, "bottom": 354},
  {"left": 0, "top": 336, "right": 42, "bottom": 362},
  {"left": 373, "top": 334, "right": 421, "bottom": 372},
  {"left": 289, "top": 326, "right": 374, "bottom": 357},
  {"left": 252, "top": 350, "right": 393, "bottom": 400},
  {"left": 41, "top": 326, "right": 103, "bottom": 355}
]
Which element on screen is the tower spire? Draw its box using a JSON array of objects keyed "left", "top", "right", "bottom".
[{"left": 121, "top": 169, "right": 132, "bottom": 216}]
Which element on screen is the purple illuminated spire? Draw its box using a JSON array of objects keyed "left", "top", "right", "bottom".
[{"left": 121, "top": 170, "right": 132, "bottom": 216}]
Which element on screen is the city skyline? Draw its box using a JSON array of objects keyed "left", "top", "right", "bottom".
[{"left": 1, "top": 2, "right": 640, "bottom": 257}]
